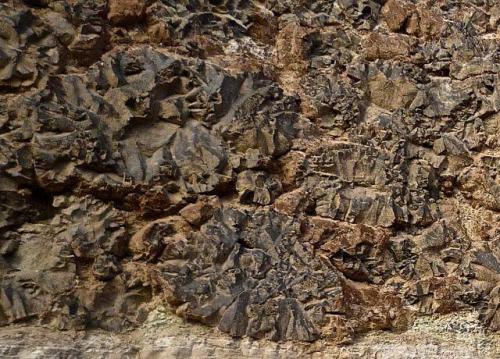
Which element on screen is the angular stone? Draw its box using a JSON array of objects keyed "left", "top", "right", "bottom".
[
  {"left": 368, "top": 73, "right": 418, "bottom": 110},
  {"left": 107, "top": 0, "right": 147, "bottom": 25},
  {"left": 129, "top": 221, "right": 172, "bottom": 262},
  {"left": 381, "top": 0, "right": 416, "bottom": 33},
  {"left": 179, "top": 196, "right": 221, "bottom": 226},
  {"left": 363, "top": 33, "right": 414, "bottom": 61},
  {"left": 236, "top": 170, "right": 282, "bottom": 205}
]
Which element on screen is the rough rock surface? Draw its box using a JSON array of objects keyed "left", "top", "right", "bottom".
[
  {"left": 0, "top": 310, "right": 498, "bottom": 358},
  {"left": 0, "top": 0, "right": 499, "bottom": 353}
]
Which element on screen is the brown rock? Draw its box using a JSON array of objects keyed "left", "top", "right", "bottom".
[
  {"left": 368, "top": 73, "right": 418, "bottom": 110},
  {"left": 147, "top": 21, "right": 170, "bottom": 44},
  {"left": 107, "top": 0, "right": 147, "bottom": 25},
  {"left": 179, "top": 196, "right": 221, "bottom": 227},
  {"left": 274, "top": 188, "right": 307, "bottom": 215},
  {"left": 381, "top": 0, "right": 416, "bottom": 33},
  {"left": 481, "top": 285, "right": 500, "bottom": 330},
  {"left": 274, "top": 21, "right": 310, "bottom": 72},
  {"left": 416, "top": 5, "right": 445, "bottom": 39},
  {"left": 380, "top": 0, "right": 444, "bottom": 38},
  {"left": 363, "top": 33, "right": 414, "bottom": 60},
  {"left": 129, "top": 222, "right": 173, "bottom": 262},
  {"left": 157, "top": 101, "right": 183, "bottom": 125}
]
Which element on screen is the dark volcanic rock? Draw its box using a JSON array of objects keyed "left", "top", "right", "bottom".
[{"left": 0, "top": 0, "right": 498, "bottom": 344}]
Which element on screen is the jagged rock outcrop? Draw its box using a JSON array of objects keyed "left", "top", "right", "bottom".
[{"left": 0, "top": 0, "right": 498, "bottom": 350}]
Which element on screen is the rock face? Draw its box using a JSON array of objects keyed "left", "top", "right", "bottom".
[
  {"left": 0, "top": 311, "right": 499, "bottom": 359},
  {"left": 0, "top": 0, "right": 499, "bottom": 349}
]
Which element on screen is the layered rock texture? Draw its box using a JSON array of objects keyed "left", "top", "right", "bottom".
[{"left": 0, "top": 0, "right": 499, "bottom": 350}]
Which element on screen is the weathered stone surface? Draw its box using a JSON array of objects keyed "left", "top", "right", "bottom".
[
  {"left": 381, "top": 0, "right": 417, "bottom": 33},
  {"left": 179, "top": 196, "right": 220, "bottom": 226},
  {"left": 108, "top": 0, "right": 147, "bottom": 25},
  {"left": 0, "top": 0, "right": 498, "bottom": 353},
  {"left": 236, "top": 170, "right": 282, "bottom": 205}
]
